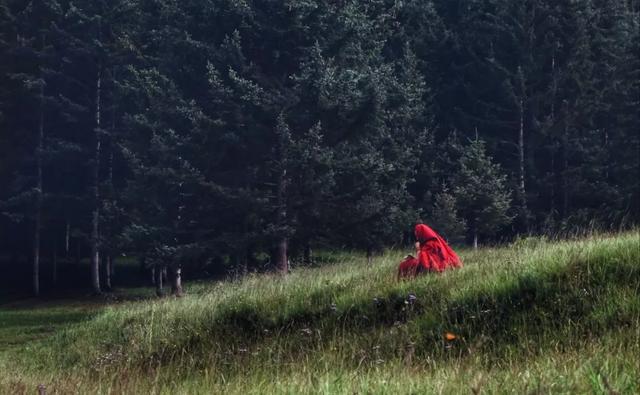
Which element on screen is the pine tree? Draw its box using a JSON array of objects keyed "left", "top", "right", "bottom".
[
  {"left": 454, "top": 139, "right": 513, "bottom": 248},
  {"left": 430, "top": 185, "right": 466, "bottom": 244},
  {"left": 1, "top": 0, "right": 64, "bottom": 296}
]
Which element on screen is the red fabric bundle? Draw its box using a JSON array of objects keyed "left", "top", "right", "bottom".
[
  {"left": 414, "top": 223, "right": 462, "bottom": 272},
  {"left": 397, "top": 255, "right": 420, "bottom": 280}
]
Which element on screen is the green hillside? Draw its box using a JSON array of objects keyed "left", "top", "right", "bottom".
[{"left": 1, "top": 232, "right": 639, "bottom": 394}]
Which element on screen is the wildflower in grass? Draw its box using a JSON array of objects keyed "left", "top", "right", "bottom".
[{"left": 444, "top": 332, "right": 457, "bottom": 341}]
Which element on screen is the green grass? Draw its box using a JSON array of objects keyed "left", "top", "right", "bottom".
[{"left": 1, "top": 231, "right": 639, "bottom": 394}]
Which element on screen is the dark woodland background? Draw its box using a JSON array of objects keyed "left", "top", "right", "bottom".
[{"left": 0, "top": 0, "right": 638, "bottom": 296}]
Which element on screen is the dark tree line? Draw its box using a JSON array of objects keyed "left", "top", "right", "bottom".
[{"left": 1, "top": 0, "right": 638, "bottom": 296}]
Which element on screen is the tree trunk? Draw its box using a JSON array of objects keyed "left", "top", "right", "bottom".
[
  {"left": 90, "top": 60, "right": 102, "bottom": 294},
  {"left": 549, "top": 49, "right": 558, "bottom": 221},
  {"left": 171, "top": 266, "right": 183, "bottom": 297},
  {"left": 603, "top": 128, "right": 609, "bottom": 180},
  {"left": 276, "top": 165, "right": 288, "bottom": 274},
  {"left": 561, "top": 101, "right": 570, "bottom": 219},
  {"left": 237, "top": 252, "right": 248, "bottom": 276},
  {"left": 473, "top": 231, "right": 478, "bottom": 250},
  {"left": 550, "top": 146, "right": 556, "bottom": 216},
  {"left": 274, "top": 115, "right": 290, "bottom": 275},
  {"left": 303, "top": 243, "right": 312, "bottom": 265},
  {"left": 366, "top": 247, "right": 373, "bottom": 265},
  {"left": 104, "top": 255, "right": 112, "bottom": 291},
  {"left": 550, "top": 51, "right": 556, "bottom": 122},
  {"left": 154, "top": 265, "right": 164, "bottom": 297},
  {"left": 65, "top": 220, "right": 70, "bottom": 255},
  {"left": 33, "top": 44, "right": 45, "bottom": 297},
  {"left": 32, "top": 229, "right": 40, "bottom": 296},
  {"left": 276, "top": 238, "right": 288, "bottom": 274},
  {"left": 52, "top": 244, "right": 57, "bottom": 288},
  {"left": 517, "top": 95, "right": 528, "bottom": 226},
  {"left": 516, "top": 67, "right": 529, "bottom": 230}
]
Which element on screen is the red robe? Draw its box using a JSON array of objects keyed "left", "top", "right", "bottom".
[
  {"left": 414, "top": 223, "right": 462, "bottom": 272},
  {"left": 397, "top": 254, "right": 419, "bottom": 279}
]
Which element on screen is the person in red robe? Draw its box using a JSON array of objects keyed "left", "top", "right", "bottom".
[
  {"left": 414, "top": 221, "right": 461, "bottom": 272},
  {"left": 397, "top": 254, "right": 419, "bottom": 280},
  {"left": 397, "top": 221, "right": 461, "bottom": 279}
]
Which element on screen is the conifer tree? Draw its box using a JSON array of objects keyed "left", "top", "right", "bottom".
[
  {"left": 454, "top": 139, "right": 513, "bottom": 248},
  {"left": 430, "top": 185, "right": 466, "bottom": 244}
]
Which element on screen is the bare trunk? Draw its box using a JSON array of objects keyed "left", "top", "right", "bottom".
[
  {"left": 603, "top": 129, "right": 609, "bottom": 180},
  {"left": 517, "top": 95, "right": 528, "bottom": 226},
  {"left": 550, "top": 147, "right": 556, "bottom": 216},
  {"left": 551, "top": 51, "right": 556, "bottom": 122},
  {"left": 243, "top": 251, "right": 249, "bottom": 275},
  {"left": 171, "top": 267, "right": 183, "bottom": 297},
  {"left": 237, "top": 252, "right": 248, "bottom": 276},
  {"left": 32, "top": 227, "right": 40, "bottom": 297},
  {"left": 366, "top": 247, "right": 373, "bottom": 265},
  {"left": 52, "top": 244, "right": 57, "bottom": 288},
  {"left": 90, "top": 246, "right": 100, "bottom": 294},
  {"left": 91, "top": 64, "right": 102, "bottom": 294},
  {"left": 549, "top": 49, "right": 558, "bottom": 220},
  {"left": 276, "top": 238, "right": 288, "bottom": 274},
  {"left": 33, "top": 45, "right": 45, "bottom": 297},
  {"left": 108, "top": 147, "right": 114, "bottom": 185},
  {"left": 103, "top": 68, "right": 117, "bottom": 292},
  {"left": 561, "top": 102, "right": 570, "bottom": 218},
  {"left": 303, "top": 243, "right": 312, "bottom": 265},
  {"left": 516, "top": 67, "right": 528, "bottom": 230},
  {"left": 473, "top": 231, "right": 478, "bottom": 250},
  {"left": 154, "top": 265, "right": 164, "bottom": 297},
  {"left": 239, "top": 217, "right": 250, "bottom": 276},
  {"left": 104, "top": 255, "right": 112, "bottom": 291},
  {"left": 276, "top": 164, "right": 288, "bottom": 274},
  {"left": 65, "top": 220, "right": 70, "bottom": 255}
]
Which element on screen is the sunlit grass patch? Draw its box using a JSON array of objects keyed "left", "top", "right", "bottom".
[{"left": 1, "top": 231, "right": 638, "bottom": 394}]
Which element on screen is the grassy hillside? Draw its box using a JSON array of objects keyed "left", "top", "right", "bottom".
[{"left": 1, "top": 232, "right": 639, "bottom": 394}]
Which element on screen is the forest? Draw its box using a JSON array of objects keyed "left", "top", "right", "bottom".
[{"left": 1, "top": 0, "right": 638, "bottom": 296}]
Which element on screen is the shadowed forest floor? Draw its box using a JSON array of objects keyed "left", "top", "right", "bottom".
[{"left": 1, "top": 232, "right": 639, "bottom": 394}]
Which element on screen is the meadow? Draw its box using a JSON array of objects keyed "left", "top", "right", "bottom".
[{"left": 1, "top": 231, "right": 638, "bottom": 394}]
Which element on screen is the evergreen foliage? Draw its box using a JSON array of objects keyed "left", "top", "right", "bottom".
[
  {"left": 454, "top": 139, "right": 513, "bottom": 246},
  {"left": 430, "top": 185, "right": 466, "bottom": 244},
  {"left": 0, "top": 0, "right": 637, "bottom": 292}
]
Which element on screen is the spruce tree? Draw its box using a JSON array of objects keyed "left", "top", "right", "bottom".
[
  {"left": 1, "top": 0, "right": 63, "bottom": 295},
  {"left": 454, "top": 139, "right": 513, "bottom": 248},
  {"left": 430, "top": 185, "right": 466, "bottom": 244}
]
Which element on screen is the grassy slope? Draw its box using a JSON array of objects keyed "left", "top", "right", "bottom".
[{"left": 1, "top": 232, "right": 639, "bottom": 394}]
